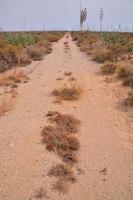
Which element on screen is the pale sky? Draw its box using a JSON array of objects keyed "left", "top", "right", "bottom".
[{"left": 0, "top": 0, "right": 133, "bottom": 31}]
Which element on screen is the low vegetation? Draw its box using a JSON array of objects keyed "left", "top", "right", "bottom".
[
  {"left": 52, "top": 85, "right": 82, "bottom": 101},
  {"left": 128, "top": 91, "right": 133, "bottom": 106},
  {"left": 0, "top": 98, "right": 11, "bottom": 117},
  {"left": 0, "top": 31, "right": 64, "bottom": 73},
  {"left": 101, "top": 62, "right": 116, "bottom": 74},
  {"left": 0, "top": 68, "right": 27, "bottom": 87},
  {"left": 71, "top": 31, "right": 133, "bottom": 106},
  {"left": 49, "top": 164, "right": 76, "bottom": 193},
  {"left": 41, "top": 111, "right": 80, "bottom": 193},
  {"left": 64, "top": 71, "right": 72, "bottom": 76}
]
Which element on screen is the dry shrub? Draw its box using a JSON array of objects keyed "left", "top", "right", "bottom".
[
  {"left": 49, "top": 164, "right": 74, "bottom": 178},
  {"left": 64, "top": 71, "right": 72, "bottom": 76},
  {"left": 56, "top": 77, "right": 63, "bottom": 81},
  {"left": 34, "top": 188, "right": 48, "bottom": 199},
  {"left": 48, "top": 112, "right": 80, "bottom": 133},
  {"left": 42, "top": 127, "right": 79, "bottom": 163},
  {"left": 27, "top": 46, "right": 44, "bottom": 61},
  {"left": 47, "top": 34, "right": 61, "bottom": 42},
  {"left": 53, "top": 178, "right": 70, "bottom": 193},
  {"left": 49, "top": 164, "right": 76, "bottom": 193},
  {"left": 58, "top": 150, "right": 78, "bottom": 164},
  {"left": 101, "top": 62, "right": 116, "bottom": 74},
  {"left": 123, "top": 75, "right": 133, "bottom": 87},
  {"left": 119, "top": 67, "right": 133, "bottom": 87},
  {"left": 36, "top": 40, "right": 52, "bottom": 54},
  {"left": 52, "top": 85, "right": 82, "bottom": 101},
  {"left": 93, "top": 49, "right": 114, "bottom": 63},
  {"left": 68, "top": 77, "right": 76, "bottom": 82},
  {"left": 19, "top": 50, "right": 31, "bottom": 65},
  {"left": 109, "top": 43, "right": 126, "bottom": 62},
  {"left": 128, "top": 91, "right": 133, "bottom": 106},
  {"left": 42, "top": 112, "right": 80, "bottom": 164},
  {"left": 116, "top": 64, "right": 127, "bottom": 78},
  {"left": 64, "top": 42, "right": 68, "bottom": 45},
  {"left": 0, "top": 99, "right": 11, "bottom": 117},
  {"left": 41, "top": 111, "right": 80, "bottom": 192},
  {"left": 0, "top": 68, "right": 27, "bottom": 87},
  {"left": 46, "top": 111, "right": 59, "bottom": 117},
  {"left": 72, "top": 35, "right": 78, "bottom": 41}
]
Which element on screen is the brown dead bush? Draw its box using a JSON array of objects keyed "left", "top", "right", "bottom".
[
  {"left": 0, "top": 68, "right": 27, "bottom": 87},
  {"left": 64, "top": 71, "right": 72, "bottom": 76},
  {"left": 49, "top": 164, "right": 74, "bottom": 178},
  {"left": 0, "top": 99, "right": 11, "bottom": 117},
  {"left": 101, "top": 62, "right": 116, "bottom": 75},
  {"left": 123, "top": 75, "right": 133, "bottom": 87},
  {"left": 128, "top": 91, "right": 133, "bottom": 106},
  {"left": 68, "top": 77, "right": 76, "bottom": 82},
  {"left": 47, "top": 34, "right": 61, "bottom": 42},
  {"left": 52, "top": 85, "right": 82, "bottom": 101},
  {"left": 27, "top": 46, "right": 44, "bottom": 61},
  {"left": 49, "top": 164, "right": 76, "bottom": 193},
  {"left": 42, "top": 112, "right": 80, "bottom": 163},
  {"left": 42, "top": 126, "right": 80, "bottom": 158},
  {"left": 34, "top": 188, "right": 48, "bottom": 199},
  {"left": 41, "top": 111, "right": 80, "bottom": 192},
  {"left": 48, "top": 112, "right": 80, "bottom": 133},
  {"left": 116, "top": 64, "right": 127, "bottom": 78},
  {"left": 93, "top": 49, "right": 114, "bottom": 63}
]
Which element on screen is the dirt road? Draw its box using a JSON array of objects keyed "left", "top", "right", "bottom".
[{"left": 0, "top": 34, "right": 133, "bottom": 200}]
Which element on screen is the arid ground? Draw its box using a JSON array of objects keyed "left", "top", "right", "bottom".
[{"left": 0, "top": 34, "right": 133, "bottom": 200}]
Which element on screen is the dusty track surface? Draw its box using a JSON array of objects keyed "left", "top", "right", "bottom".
[{"left": 0, "top": 34, "right": 133, "bottom": 200}]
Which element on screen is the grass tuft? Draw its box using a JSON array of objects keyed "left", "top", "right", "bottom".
[{"left": 52, "top": 85, "right": 82, "bottom": 101}]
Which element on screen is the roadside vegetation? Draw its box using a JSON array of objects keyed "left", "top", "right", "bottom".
[
  {"left": 52, "top": 84, "right": 82, "bottom": 101},
  {"left": 71, "top": 31, "right": 133, "bottom": 106},
  {"left": 41, "top": 111, "right": 80, "bottom": 193},
  {"left": 0, "top": 31, "right": 64, "bottom": 118},
  {"left": 0, "top": 31, "right": 64, "bottom": 73}
]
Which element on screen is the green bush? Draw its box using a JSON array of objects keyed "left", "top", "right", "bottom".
[{"left": 5, "top": 33, "right": 38, "bottom": 47}]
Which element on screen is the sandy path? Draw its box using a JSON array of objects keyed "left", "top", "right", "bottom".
[{"left": 0, "top": 34, "right": 133, "bottom": 200}]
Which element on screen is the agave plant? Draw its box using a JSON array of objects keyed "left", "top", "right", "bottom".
[
  {"left": 5, "top": 33, "right": 38, "bottom": 47},
  {"left": 101, "top": 32, "right": 128, "bottom": 46}
]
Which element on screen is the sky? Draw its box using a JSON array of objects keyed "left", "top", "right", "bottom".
[{"left": 0, "top": 0, "right": 133, "bottom": 32}]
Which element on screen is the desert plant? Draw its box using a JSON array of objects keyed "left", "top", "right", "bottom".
[
  {"left": 123, "top": 75, "right": 133, "bottom": 87},
  {"left": 0, "top": 68, "right": 27, "bottom": 87},
  {"left": 5, "top": 33, "right": 37, "bottom": 47},
  {"left": 128, "top": 91, "right": 133, "bottom": 106},
  {"left": 48, "top": 112, "right": 80, "bottom": 133},
  {"left": 64, "top": 71, "right": 72, "bottom": 76},
  {"left": 93, "top": 49, "right": 114, "bottom": 63},
  {"left": 0, "top": 99, "right": 11, "bottom": 117},
  {"left": 34, "top": 188, "right": 48, "bottom": 199},
  {"left": 49, "top": 164, "right": 76, "bottom": 193},
  {"left": 27, "top": 46, "right": 44, "bottom": 61},
  {"left": 101, "top": 32, "right": 128, "bottom": 45},
  {"left": 47, "top": 34, "right": 61, "bottom": 42},
  {"left": 109, "top": 43, "right": 126, "bottom": 62},
  {"left": 101, "top": 62, "right": 116, "bottom": 74},
  {"left": 52, "top": 85, "right": 82, "bottom": 101},
  {"left": 116, "top": 64, "right": 127, "bottom": 78}
]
